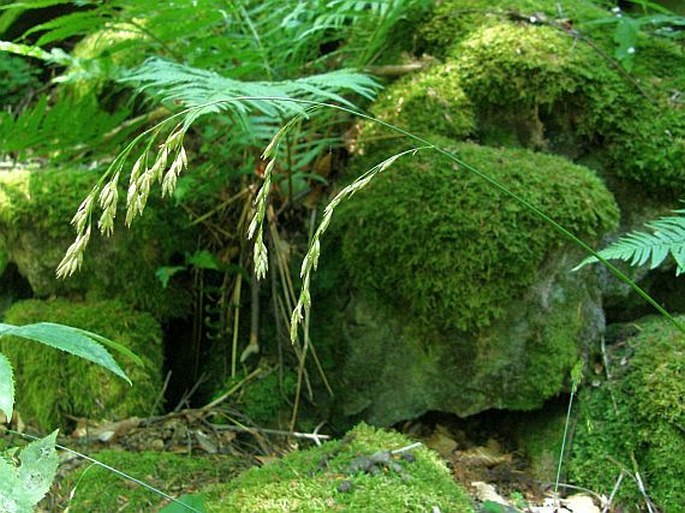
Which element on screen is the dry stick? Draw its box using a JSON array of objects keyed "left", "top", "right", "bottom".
[
  {"left": 634, "top": 469, "right": 658, "bottom": 513},
  {"left": 189, "top": 188, "right": 250, "bottom": 226},
  {"left": 289, "top": 312, "right": 312, "bottom": 432},
  {"left": 147, "top": 370, "right": 172, "bottom": 420},
  {"left": 602, "top": 471, "right": 625, "bottom": 513},
  {"left": 600, "top": 335, "right": 620, "bottom": 414},
  {"left": 231, "top": 273, "right": 243, "bottom": 379},
  {"left": 209, "top": 423, "right": 331, "bottom": 443},
  {"left": 268, "top": 236, "right": 287, "bottom": 394},
  {"left": 200, "top": 366, "right": 262, "bottom": 411}
]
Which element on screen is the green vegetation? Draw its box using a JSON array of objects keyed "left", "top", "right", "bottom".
[
  {"left": 63, "top": 450, "right": 245, "bottom": 512},
  {"left": 416, "top": 0, "right": 685, "bottom": 191},
  {"left": 1, "top": 0, "right": 684, "bottom": 510},
  {"left": 202, "top": 423, "right": 473, "bottom": 513},
  {"left": 569, "top": 316, "right": 685, "bottom": 511},
  {"left": 1, "top": 298, "right": 162, "bottom": 429}
]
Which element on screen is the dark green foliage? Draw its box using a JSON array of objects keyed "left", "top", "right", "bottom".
[
  {"left": 0, "top": 298, "right": 163, "bottom": 430},
  {"left": 0, "top": 53, "right": 41, "bottom": 106},
  {"left": 337, "top": 139, "right": 619, "bottom": 332},
  {"left": 0, "top": 93, "right": 138, "bottom": 161},
  {"left": 569, "top": 316, "right": 685, "bottom": 511},
  {"left": 202, "top": 423, "right": 474, "bottom": 512}
]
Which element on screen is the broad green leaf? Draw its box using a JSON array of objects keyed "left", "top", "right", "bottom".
[
  {"left": 66, "top": 325, "right": 144, "bottom": 367},
  {"left": 0, "top": 456, "right": 32, "bottom": 513},
  {"left": 17, "top": 430, "right": 59, "bottom": 505},
  {"left": 156, "top": 266, "right": 187, "bottom": 288},
  {"left": 0, "top": 352, "right": 14, "bottom": 420},
  {"left": 0, "top": 323, "right": 130, "bottom": 385},
  {"left": 187, "top": 250, "right": 221, "bottom": 271},
  {"left": 159, "top": 494, "right": 208, "bottom": 513}
]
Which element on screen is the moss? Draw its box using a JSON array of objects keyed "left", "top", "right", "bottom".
[
  {"left": 0, "top": 167, "right": 195, "bottom": 318},
  {"left": 569, "top": 316, "right": 685, "bottom": 512},
  {"left": 358, "top": 62, "right": 476, "bottom": 153},
  {"left": 202, "top": 423, "right": 474, "bottom": 512},
  {"left": 212, "top": 369, "right": 297, "bottom": 427},
  {"left": 339, "top": 139, "right": 618, "bottom": 333},
  {"left": 0, "top": 298, "right": 163, "bottom": 430},
  {"left": 60, "top": 450, "right": 245, "bottom": 512},
  {"left": 514, "top": 403, "right": 567, "bottom": 483},
  {"left": 417, "top": 0, "right": 610, "bottom": 59},
  {"left": 411, "top": 0, "right": 685, "bottom": 191}
]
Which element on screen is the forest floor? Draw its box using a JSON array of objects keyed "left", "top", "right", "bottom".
[{"left": 0, "top": 405, "right": 606, "bottom": 512}]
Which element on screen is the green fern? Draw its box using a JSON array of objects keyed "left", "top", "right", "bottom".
[
  {"left": 575, "top": 208, "right": 685, "bottom": 275},
  {"left": 0, "top": 93, "right": 137, "bottom": 160}
]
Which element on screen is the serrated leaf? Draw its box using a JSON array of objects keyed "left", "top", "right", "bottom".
[
  {"left": 0, "top": 456, "right": 33, "bottom": 513},
  {"left": 0, "top": 353, "right": 14, "bottom": 421},
  {"left": 0, "top": 323, "right": 130, "bottom": 385},
  {"left": 17, "top": 430, "right": 59, "bottom": 505}
]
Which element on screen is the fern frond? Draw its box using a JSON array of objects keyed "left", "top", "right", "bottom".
[
  {"left": 575, "top": 208, "right": 685, "bottom": 275},
  {"left": 0, "top": 93, "right": 136, "bottom": 160},
  {"left": 120, "top": 58, "right": 378, "bottom": 143}
]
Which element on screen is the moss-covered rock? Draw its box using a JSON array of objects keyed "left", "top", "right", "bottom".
[
  {"left": 0, "top": 166, "right": 195, "bottom": 318},
  {"left": 417, "top": 0, "right": 610, "bottom": 59},
  {"left": 358, "top": 62, "right": 475, "bottom": 153},
  {"left": 59, "top": 450, "right": 245, "bottom": 512},
  {"left": 407, "top": 0, "right": 685, "bottom": 193},
  {"left": 312, "top": 139, "right": 618, "bottom": 424},
  {"left": 340, "top": 140, "right": 617, "bottom": 333},
  {"left": 201, "top": 423, "right": 474, "bottom": 512},
  {"left": 569, "top": 316, "right": 685, "bottom": 512},
  {"left": 0, "top": 298, "right": 163, "bottom": 429}
]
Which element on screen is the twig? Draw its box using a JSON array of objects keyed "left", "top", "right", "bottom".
[
  {"left": 602, "top": 471, "right": 625, "bottom": 513},
  {"left": 208, "top": 423, "right": 330, "bottom": 443},
  {"left": 634, "top": 471, "right": 658, "bottom": 513},
  {"left": 148, "top": 371, "right": 172, "bottom": 419},
  {"left": 200, "top": 366, "right": 262, "bottom": 411}
]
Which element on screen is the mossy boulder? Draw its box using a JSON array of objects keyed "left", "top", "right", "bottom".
[
  {"left": 0, "top": 298, "right": 163, "bottom": 429},
  {"left": 409, "top": 0, "right": 685, "bottom": 193},
  {"left": 201, "top": 423, "right": 473, "bottom": 512},
  {"left": 569, "top": 316, "right": 685, "bottom": 512},
  {"left": 0, "top": 166, "right": 195, "bottom": 318},
  {"left": 358, "top": 62, "right": 475, "bottom": 153},
  {"left": 313, "top": 140, "right": 618, "bottom": 425}
]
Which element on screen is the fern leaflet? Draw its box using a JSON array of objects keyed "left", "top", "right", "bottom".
[{"left": 575, "top": 208, "right": 685, "bottom": 275}]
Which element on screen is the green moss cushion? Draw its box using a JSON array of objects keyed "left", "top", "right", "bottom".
[
  {"left": 339, "top": 140, "right": 618, "bottom": 332},
  {"left": 569, "top": 316, "right": 685, "bottom": 512},
  {"left": 1, "top": 298, "right": 163, "bottom": 429},
  {"left": 62, "top": 451, "right": 244, "bottom": 512},
  {"left": 202, "top": 423, "right": 474, "bottom": 513},
  {"left": 410, "top": 0, "right": 685, "bottom": 191}
]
